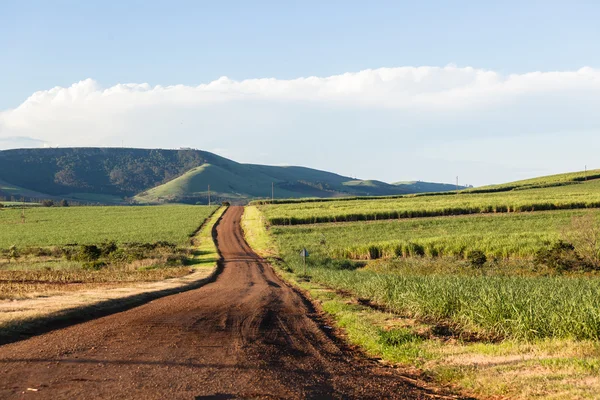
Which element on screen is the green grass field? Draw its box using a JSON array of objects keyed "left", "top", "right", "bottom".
[
  {"left": 303, "top": 267, "right": 600, "bottom": 340},
  {"left": 0, "top": 205, "right": 221, "bottom": 300},
  {"left": 259, "top": 179, "right": 600, "bottom": 225},
  {"left": 0, "top": 205, "right": 217, "bottom": 248},
  {"left": 271, "top": 210, "right": 600, "bottom": 259},
  {"left": 472, "top": 168, "right": 600, "bottom": 192},
  {"left": 251, "top": 202, "right": 600, "bottom": 340}
]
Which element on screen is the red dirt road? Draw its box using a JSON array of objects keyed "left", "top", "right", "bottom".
[{"left": 0, "top": 207, "right": 447, "bottom": 399}]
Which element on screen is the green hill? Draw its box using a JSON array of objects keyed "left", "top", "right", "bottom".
[
  {"left": 0, "top": 147, "right": 461, "bottom": 205},
  {"left": 134, "top": 160, "right": 442, "bottom": 204}
]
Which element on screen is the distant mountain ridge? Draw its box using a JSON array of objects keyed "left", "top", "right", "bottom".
[{"left": 0, "top": 148, "right": 461, "bottom": 204}]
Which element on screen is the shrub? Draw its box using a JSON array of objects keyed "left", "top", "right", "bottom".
[
  {"left": 535, "top": 241, "right": 588, "bottom": 272},
  {"left": 22, "top": 247, "right": 53, "bottom": 257},
  {"left": 467, "top": 250, "right": 487, "bottom": 268},
  {"left": 59, "top": 245, "right": 78, "bottom": 260},
  {"left": 222, "top": 201, "right": 231, "bottom": 206},
  {"left": 99, "top": 241, "right": 118, "bottom": 256},
  {"left": 78, "top": 244, "right": 102, "bottom": 261},
  {"left": 154, "top": 241, "right": 176, "bottom": 250},
  {"left": 41, "top": 199, "right": 54, "bottom": 207},
  {"left": 8, "top": 245, "right": 19, "bottom": 261},
  {"left": 166, "top": 254, "right": 187, "bottom": 266},
  {"left": 108, "top": 249, "right": 132, "bottom": 264},
  {"left": 60, "top": 199, "right": 69, "bottom": 207}
]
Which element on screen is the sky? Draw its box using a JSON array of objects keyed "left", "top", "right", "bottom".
[{"left": 1, "top": 0, "right": 600, "bottom": 186}]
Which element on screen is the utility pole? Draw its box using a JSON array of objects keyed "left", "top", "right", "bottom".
[
  {"left": 585, "top": 165, "right": 588, "bottom": 181},
  {"left": 456, "top": 176, "right": 459, "bottom": 194},
  {"left": 21, "top": 197, "right": 25, "bottom": 224},
  {"left": 271, "top": 182, "right": 274, "bottom": 203},
  {"left": 208, "top": 185, "right": 211, "bottom": 206}
]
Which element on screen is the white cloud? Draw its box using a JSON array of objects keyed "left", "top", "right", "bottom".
[
  {"left": 0, "top": 135, "right": 47, "bottom": 149},
  {"left": 1, "top": 66, "right": 600, "bottom": 185}
]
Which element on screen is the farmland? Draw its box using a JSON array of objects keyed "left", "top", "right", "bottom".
[
  {"left": 0, "top": 205, "right": 219, "bottom": 300},
  {"left": 470, "top": 168, "right": 600, "bottom": 192},
  {"left": 0, "top": 205, "right": 217, "bottom": 247},
  {"left": 271, "top": 209, "right": 600, "bottom": 260},
  {"left": 259, "top": 178, "right": 600, "bottom": 225},
  {"left": 265, "top": 208, "right": 600, "bottom": 340},
  {"left": 243, "top": 188, "right": 600, "bottom": 398}
]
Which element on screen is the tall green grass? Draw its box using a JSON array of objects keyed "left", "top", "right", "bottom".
[
  {"left": 301, "top": 266, "right": 600, "bottom": 340},
  {"left": 265, "top": 205, "right": 600, "bottom": 340},
  {"left": 271, "top": 210, "right": 600, "bottom": 259},
  {"left": 261, "top": 180, "right": 600, "bottom": 225}
]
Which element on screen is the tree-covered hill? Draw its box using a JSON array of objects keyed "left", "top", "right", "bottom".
[{"left": 0, "top": 148, "right": 208, "bottom": 197}]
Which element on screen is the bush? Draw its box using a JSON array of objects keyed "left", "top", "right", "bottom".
[
  {"left": 60, "top": 199, "right": 69, "bottom": 207},
  {"left": 78, "top": 244, "right": 102, "bottom": 261},
  {"left": 535, "top": 241, "right": 589, "bottom": 272},
  {"left": 154, "top": 241, "right": 176, "bottom": 250},
  {"left": 108, "top": 249, "right": 132, "bottom": 264},
  {"left": 21, "top": 247, "right": 53, "bottom": 257},
  {"left": 222, "top": 201, "right": 231, "bottom": 206},
  {"left": 99, "top": 241, "right": 118, "bottom": 256},
  {"left": 8, "top": 245, "right": 19, "bottom": 261},
  {"left": 59, "top": 245, "right": 78, "bottom": 260},
  {"left": 467, "top": 250, "right": 487, "bottom": 268},
  {"left": 41, "top": 199, "right": 54, "bottom": 207},
  {"left": 166, "top": 254, "right": 187, "bottom": 266}
]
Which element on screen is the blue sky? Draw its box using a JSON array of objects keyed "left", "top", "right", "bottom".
[{"left": 1, "top": 1, "right": 600, "bottom": 185}]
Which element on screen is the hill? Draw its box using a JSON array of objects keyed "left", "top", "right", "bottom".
[
  {"left": 0, "top": 148, "right": 208, "bottom": 202},
  {"left": 0, "top": 148, "right": 461, "bottom": 204},
  {"left": 134, "top": 159, "right": 461, "bottom": 204}
]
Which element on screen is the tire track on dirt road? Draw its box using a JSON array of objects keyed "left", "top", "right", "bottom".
[{"left": 0, "top": 206, "right": 458, "bottom": 399}]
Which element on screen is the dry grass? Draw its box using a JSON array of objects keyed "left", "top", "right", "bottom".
[
  {"left": 0, "top": 266, "right": 194, "bottom": 300},
  {"left": 429, "top": 338, "right": 600, "bottom": 399}
]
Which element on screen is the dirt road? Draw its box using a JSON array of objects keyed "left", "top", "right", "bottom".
[{"left": 0, "top": 207, "right": 444, "bottom": 399}]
